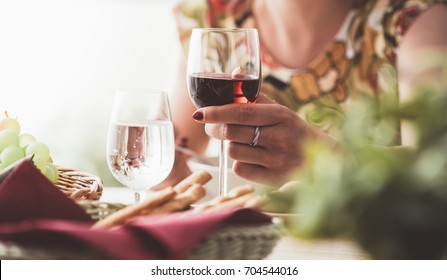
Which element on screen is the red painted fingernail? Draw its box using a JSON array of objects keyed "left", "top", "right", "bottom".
[{"left": 192, "top": 111, "right": 203, "bottom": 121}]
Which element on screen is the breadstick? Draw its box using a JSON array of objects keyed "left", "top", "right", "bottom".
[
  {"left": 193, "top": 184, "right": 255, "bottom": 211},
  {"left": 173, "top": 170, "right": 212, "bottom": 194},
  {"left": 149, "top": 183, "right": 206, "bottom": 215},
  {"left": 227, "top": 184, "right": 255, "bottom": 197},
  {"left": 204, "top": 184, "right": 254, "bottom": 205},
  {"left": 212, "top": 192, "right": 258, "bottom": 211},
  {"left": 197, "top": 192, "right": 258, "bottom": 213},
  {"left": 92, "top": 187, "right": 176, "bottom": 229},
  {"left": 243, "top": 195, "right": 268, "bottom": 209}
]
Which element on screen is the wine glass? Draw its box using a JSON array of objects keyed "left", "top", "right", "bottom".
[
  {"left": 186, "top": 28, "right": 261, "bottom": 196},
  {"left": 106, "top": 89, "right": 175, "bottom": 203}
]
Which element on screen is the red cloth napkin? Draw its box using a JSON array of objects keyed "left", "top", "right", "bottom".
[
  {"left": 126, "top": 207, "right": 272, "bottom": 259},
  {"left": 0, "top": 159, "right": 272, "bottom": 259},
  {"left": 0, "top": 208, "right": 272, "bottom": 259},
  {"left": 0, "top": 159, "right": 92, "bottom": 223}
]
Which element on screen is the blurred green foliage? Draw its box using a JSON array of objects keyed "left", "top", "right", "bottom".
[{"left": 276, "top": 54, "right": 447, "bottom": 259}]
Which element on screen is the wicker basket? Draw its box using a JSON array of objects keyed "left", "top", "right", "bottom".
[
  {"left": 0, "top": 201, "right": 282, "bottom": 260},
  {"left": 77, "top": 200, "right": 127, "bottom": 220},
  {"left": 77, "top": 201, "right": 282, "bottom": 260},
  {"left": 186, "top": 223, "right": 281, "bottom": 260},
  {"left": 0, "top": 222, "right": 280, "bottom": 260},
  {"left": 0, "top": 157, "right": 103, "bottom": 201},
  {"left": 55, "top": 167, "right": 103, "bottom": 200}
]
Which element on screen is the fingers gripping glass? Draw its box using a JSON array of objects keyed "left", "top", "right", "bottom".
[{"left": 186, "top": 28, "right": 261, "bottom": 196}]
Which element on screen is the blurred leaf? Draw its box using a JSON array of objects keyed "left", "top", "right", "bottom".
[{"left": 276, "top": 54, "right": 447, "bottom": 259}]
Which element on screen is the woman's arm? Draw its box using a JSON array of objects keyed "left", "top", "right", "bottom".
[{"left": 397, "top": 4, "right": 447, "bottom": 146}]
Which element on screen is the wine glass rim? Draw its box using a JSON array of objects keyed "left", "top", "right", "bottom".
[{"left": 192, "top": 27, "right": 258, "bottom": 33}]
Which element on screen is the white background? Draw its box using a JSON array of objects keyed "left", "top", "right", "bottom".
[
  {"left": 0, "top": 0, "right": 181, "bottom": 185},
  {"left": 3, "top": 260, "right": 447, "bottom": 280}
]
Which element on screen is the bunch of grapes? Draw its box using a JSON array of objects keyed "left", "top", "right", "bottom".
[{"left": 0, "top": 112, "right": 59, "bottom": 183}]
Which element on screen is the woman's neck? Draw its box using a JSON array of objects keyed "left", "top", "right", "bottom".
[{"left": 253, "top": 0, "right": 355, "bottom": 68}]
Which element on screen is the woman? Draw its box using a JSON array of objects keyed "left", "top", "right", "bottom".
[{"left": 161, "top": 0, "right": 447, "bottom": 188}]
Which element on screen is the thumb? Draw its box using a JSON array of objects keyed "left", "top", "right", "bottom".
[{"left": 256, "top": 94, "right": 276, "bottom": 104}]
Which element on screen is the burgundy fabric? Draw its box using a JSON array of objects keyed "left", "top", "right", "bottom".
[
  {"left": 0, "top": 159, "right": 92, "bottom": 223},
  {"left": 0, "top": 160, "right": 272, "bottom": 259}
]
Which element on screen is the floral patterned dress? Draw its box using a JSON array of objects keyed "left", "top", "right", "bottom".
[{"left": 174, "top": 0, "right": 447, "bottom": 145}]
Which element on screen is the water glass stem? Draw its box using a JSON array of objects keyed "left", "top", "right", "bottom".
[{"left": 134, "top": 190, "right": 145, "bottom": 204}]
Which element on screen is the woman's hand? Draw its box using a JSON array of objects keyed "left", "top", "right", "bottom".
[{"left": 192, "top": 95, "right": 334, "bottom": 186}]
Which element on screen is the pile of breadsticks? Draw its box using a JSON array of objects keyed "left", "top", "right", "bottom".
[{"left": 93, "top": 171, "right": 267, "bottom": 229}]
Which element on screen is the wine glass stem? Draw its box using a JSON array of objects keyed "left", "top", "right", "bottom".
[
  {"left": 219, "top": 140, "right": 229, "bottom": 196},
  {"left": 134, "top": 191, "right": 145, "bottom": 204}
]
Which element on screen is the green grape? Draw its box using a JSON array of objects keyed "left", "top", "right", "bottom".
[
  {"left": 0, "top": 117, "right": 20, "bottom": 134},
  {"left": 0, "top": 161, "right": 5, "bottom": 170},
  {"left": 45, "top": 162, "right": 59, "bottom": 183},
  {"left": 26, "top": 142, "right": 50, "bottom": 162},
  {"left": 0, "top": 129, "right": 20, "bottom": 152},
  {"left": 0, "top": 146, "right": 25, "bottom": 167},
  {"left": 32, "top": 155, "right": 47, "bottom": 173},
  {"left": 44, "top": 165, "right": 56, "bottom": 183},
  {"left": 19, "top": 133, "right": 36, "bottom": 148}
]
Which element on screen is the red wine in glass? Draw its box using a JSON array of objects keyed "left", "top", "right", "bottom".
[
  {"left": 189, "top": 73, "right": 260, "bottom": 108},
  {"left": 187, "top": 28, "right": 261, "bottom": 197}
]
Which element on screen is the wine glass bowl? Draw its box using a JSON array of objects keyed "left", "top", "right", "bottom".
[
  {"left": 106, "top": 90, "right": 175, "bottom": 203},
  {"left": 186, "top": 28, "right": 261, "bottom": 196},
  {"left": 187, "top": 28, "right": 261, "bottom": 108},
  {"left": 188, "top": 73, "right": 260, "bottom": 107}
]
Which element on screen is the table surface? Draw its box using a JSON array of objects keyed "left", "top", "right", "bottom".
[
  {"left": 266, "top": 236, "right": 366, "bottom": 260},
  {"left": 101, "top": 187, "right": 368, "bottom": 260}
]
